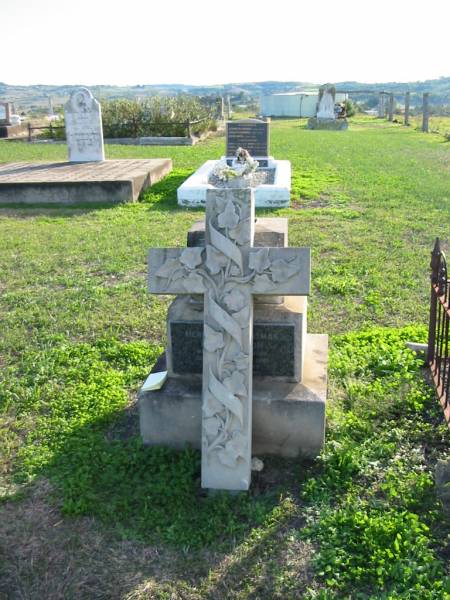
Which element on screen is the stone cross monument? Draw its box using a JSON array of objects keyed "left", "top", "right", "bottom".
[{"left": 149, "top": 188, "right": 310, "bottom": 491}]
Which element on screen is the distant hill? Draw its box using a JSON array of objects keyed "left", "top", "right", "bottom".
[{"left": 1, "top": 77, "right": 449, "bottom": 111}]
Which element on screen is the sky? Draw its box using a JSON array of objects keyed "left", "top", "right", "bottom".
[{"left": 1, "top": 0, "right": 449, "bottom": 86}]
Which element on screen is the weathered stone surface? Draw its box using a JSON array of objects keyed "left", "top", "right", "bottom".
[
  {"left": 139, "top": 334, "right": 328, "bottom": 458},
  {"left": 226, "top": 119, "right": 269, "bottom": 158},
  {"left": 0, "top": 159, "right": 172, "bottom": 204},
  {"left": 64, "top": 87, "right": 105, "bottom": 162},
  {"left": 148, "top": 187, "right": 310, "bottom": 491},
  {"left": 307, "top": 118, "right": 348, "bottom": 130},
  {"left": 166, "top": 295, "right": 307, "bottom": 381},
  {"left": 187, "top": 217, "right": 288, "bottom": 248}
]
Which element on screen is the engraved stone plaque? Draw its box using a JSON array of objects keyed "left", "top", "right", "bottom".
[
  {"left": 226, "top": 119, "right": 269, "bottom": 158},
  {"left": 170, "top": 320, "right": 296, "bottom": 378}
]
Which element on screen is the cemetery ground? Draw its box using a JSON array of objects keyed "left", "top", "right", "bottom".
[{"left": 0, "top": 117, "right": 449, "bottom": 599}]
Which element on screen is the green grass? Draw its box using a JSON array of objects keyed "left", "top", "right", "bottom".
[{"left": 0, "top": 118, "right": 449, "bottom": 599}]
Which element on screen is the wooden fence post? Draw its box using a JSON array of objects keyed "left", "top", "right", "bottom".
[
  {"left": 404, "top": 92, "right": 410, "bottom": 126},
  {"left": 27, "top": 122, "right": 32, "bottom": 142},
  {"left": 378, "top": 93, "right": 385, "bottom": 118},
  {"left": 422, "top": 93, "right": 429, "bottom": 132},
  {"left": 388, "top": 93, "right": 394, "bottom": 121}
]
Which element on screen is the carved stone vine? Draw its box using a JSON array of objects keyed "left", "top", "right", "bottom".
[{"left": 154, "top": 194, "right": 302, "bottom": 470}]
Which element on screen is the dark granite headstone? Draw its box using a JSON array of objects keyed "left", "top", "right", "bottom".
[
  {"left": 170, "top": 320, "right": 295, "bottom": 378},
  {"left": 226, "top": 119, "right": 269, "bottom": 159}
]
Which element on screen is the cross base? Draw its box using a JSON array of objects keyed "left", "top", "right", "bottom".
[{"left": 139, "top": 334, "right": 328, "bottom": 463}]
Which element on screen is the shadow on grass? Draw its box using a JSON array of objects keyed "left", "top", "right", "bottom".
[
  {"left": 41, "top": 405, "right": 307, "bottom": 552},
  {"left": 141, "top": 169, "right": 204, "bottom": 213}
]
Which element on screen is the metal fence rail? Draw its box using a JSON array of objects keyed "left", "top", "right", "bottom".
[{"left": 427, "top": 238, "right": 450, "bottom": 426}]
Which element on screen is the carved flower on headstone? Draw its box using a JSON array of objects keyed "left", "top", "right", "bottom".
[
  {"left": 249, "top": 248, "right": 271, "bottom": 273},
  {"left": 205, "top": 245, "right": 228, "bottom": 275},
  {"left": 218, "top": 200, "right": 240, "bottom": 230},
  {"left": 180, "top": 247, "right": 204, "bottom": 270},
  {"left": 204, "top": 324, "right": 225, "bottom": 352},
  {"left": 270, "top": 258, "right": 299, "bottom": 282},
  {"left": 223, "top": 288, "right": 247, "bottom": 312}
]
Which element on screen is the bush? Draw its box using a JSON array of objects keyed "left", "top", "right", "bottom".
[
  {"left": 344, "top": 99, "right": 356, "bottom": 117},
  {"left": 101, "top": 96, "right": 217, "bottom": 139}
]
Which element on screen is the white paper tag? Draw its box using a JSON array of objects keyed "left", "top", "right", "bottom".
[{"left": 140, "top": 370, "right": 168, "bottom": 392}]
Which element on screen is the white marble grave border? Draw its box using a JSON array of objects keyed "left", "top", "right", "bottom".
[{"left": 177, "top": 158, "right": 291, "bottom": 209}]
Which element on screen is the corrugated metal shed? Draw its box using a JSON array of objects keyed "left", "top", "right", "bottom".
[{"left": 261, "top": 91, "right": 347, "bottom": 118}]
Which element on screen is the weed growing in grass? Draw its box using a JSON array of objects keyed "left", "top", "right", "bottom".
[{"left": 301, "top": 326, "right": 450, "bottom": 599}]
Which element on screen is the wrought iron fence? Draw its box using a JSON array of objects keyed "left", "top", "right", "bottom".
[{"left": 427, "top": 238, "right": 450, "bottom": 426}]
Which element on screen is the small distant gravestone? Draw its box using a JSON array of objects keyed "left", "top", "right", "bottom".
[
  {"left": 64, "top": 87, "right": 105, "bottom": 162},
  {"left": 316, "top": 84, "right": 336, "bottom": 120},
  {"left": 307, "top": 84, "right": 348, "bottom": 131},
  {"left": 226, "top": 119, "right": 269, "bottom": 160}
]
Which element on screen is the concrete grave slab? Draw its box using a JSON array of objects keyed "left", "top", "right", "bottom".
[{"left": 0, "top": 159, "right": 172, "bottom": 204}]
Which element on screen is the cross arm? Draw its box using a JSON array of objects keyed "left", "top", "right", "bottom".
[
  {"left": 149, "top": 247, "right": 208, "bottom": 295},
  {"left": 247, "top": 247, "right": 310, "bottom": 296}
]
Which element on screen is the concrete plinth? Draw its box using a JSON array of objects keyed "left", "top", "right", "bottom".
[
  {"left": 139, "top": 333, "right": 328, "bottom": 459},
  {"left": 307, "top": 118, "right": 348, "bottom": 131},
  {"left": 0, "top": 159, "right": 172, "bottom": 204}
]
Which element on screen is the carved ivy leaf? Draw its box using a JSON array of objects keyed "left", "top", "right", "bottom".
[
  {"left": 214, "top": 194, "right": 229, "bottom": 213},
  {"left": 224, "top": 371, "right": 247, "bottom": 397},
  {"left": 252, "top": 274, "right": 275, "bottom": 293},
  {"left": 204, "top": 324, "right": 225, "bottom": 353},
  {"left": 203, "top": 392, "right": 224, "bottom": 418},
  {"left": 249, "top": 248, "right": 271, "bottom": 274},
  {"left": 155, "top": 258, "right": 181, "bottom": 279},
  {"left": 217, "top": 432, "right": 247, "bottom": 468},
  {"left": 233, "top": 352, "right": 249, "bottom": 371},
  {"left": 223, "top": 288, "right": 247, "bottom": 312},
  {"left": 217, "top": 448, "right": 237, "bottom": 468},
  {"left": 229, "top": 218, "right": 251, "bottom": 246},
  {"left": 203, "top": 416, "right": 221, "bottom": 439},
  {"left": 205, "top": 245, "right": 228, "bottom": 275},
  {"left": 233, "top": 305, "right": 250, "bottom": 328},
  {"left": 270, "top": 259, "right": 299, "bottom": 282},
  {"left": 180, "top": 247, "right": 204, "bottom": 270},
  {"left": 218, "top": 200, "right": 239, "bottom": 230},
  {"left": 182, "top": 272, "right": 206, "bottom": 293}
]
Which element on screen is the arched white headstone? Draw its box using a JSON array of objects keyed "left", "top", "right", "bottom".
[{"left": 64, "top": 87, "right": 105, "bottom": 162}]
